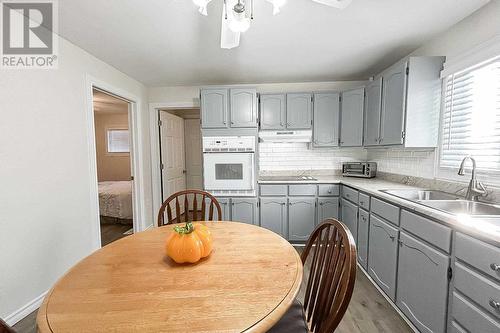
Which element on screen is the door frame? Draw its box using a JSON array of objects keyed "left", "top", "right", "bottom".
[
  {"left": 149, "top": 102, "right": 199, "bottom": 226},
  {"left": 85, "top": 75, "right": 146, "bottom": 249}
]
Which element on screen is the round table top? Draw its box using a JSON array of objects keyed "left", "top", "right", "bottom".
[{"left": 37, "top": 222, "right": 303, "bottom": 333}]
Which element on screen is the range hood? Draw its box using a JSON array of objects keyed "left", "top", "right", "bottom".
[{"left": 259, "top": 130, "right": 313, "bottom": 143}]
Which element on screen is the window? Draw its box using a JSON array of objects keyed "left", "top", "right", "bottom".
[
  {"left": 439, "top": 57, "right": 500, "bottom": 176},
  {"left": 106, "top": 129, "right": 130, "bottom": 153}
]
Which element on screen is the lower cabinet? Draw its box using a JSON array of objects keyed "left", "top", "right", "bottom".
[
  {"left": 368, "top": 214, "right": 399, "bottom": 300},
  {"left": 340, "top": 199, "right": 358, "bottom": 242},
  {"left": 396, "top": 232, "right": 450, "bottom": 333},
  {"left": 213, "top": 197, "right": 230, "bottom": 220},
  {"left": 288, "top": 197, "right": 316, "bottom": 241},
  {"left": 317, "top": 197, "right": 339, "bottom": 223},
  {"left": 357, "top": 208, "right": 370, "bottom": 269},
  {"left": 231, "top": 198, "right": 258, "bottom": 225},
  {"left": 260, "top": 197, "right": 287, "bottom": 238}
]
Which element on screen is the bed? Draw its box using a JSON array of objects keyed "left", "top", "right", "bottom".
[{"left": 98, "top": 181, "right": 133, "bottom": 222}]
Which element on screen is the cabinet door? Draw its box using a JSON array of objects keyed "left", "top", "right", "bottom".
[
  {"left": 286, "top": 93, "right": 312, "bottom": 129},
  {"left": 380, "top": 63, "right": 407, "bottom": 145},
  {"left": 357, "top": 209, "right": 369, "bottom": 269},
  {"left": 364, "top": 78, "right": 382, "bottom": 146},
  {"left": 397, "top": 232, "right": 449, "bottom": 333},
  {"left": 260, "top": 197, "right": 287, "bottom": 238},
  {"left": 340, "top": 88, "right": 364, "bottom": 147},
  {"left": 230, "top": 88, "right": 257, "bottom": 128},
  {"left": 288, "top": 197, "right": 316, "bottom": 241},
  {"left": 317, "top": 197, "right": 339, "bottom": 224},
  {"left": 340, "top": 199, "right": 358, "bottom": 242},
  {"left": 231, "top": 198, "right": 258, "bottom": 225},
  {"left": 208, "top": 197, "right": 230, "bottom": 220},
  {"left": 313, "top": 92, "right": 340, "bottom": 147},
  {"left": 260, "top": 94, "right": 286, "bottom": 130},
  {"left": 201, "top": 89, "right": 228, "bottom": 128},
  {"left": 368, "top": 214, "right": 399, "bottom": 300}
]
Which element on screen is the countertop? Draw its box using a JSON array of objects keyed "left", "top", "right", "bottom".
[{"left": 258, "top": 176, "right": 500, "bottom": 246}]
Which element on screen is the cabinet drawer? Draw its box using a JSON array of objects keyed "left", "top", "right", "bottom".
[
  {"left": 342, "top": 186, "right": 359, "bottom": 204},
  {"left": 371, "top": 197, "right": 400, "bottom": 226},
  {"left": 358, "top": 193, "right": 370, "bottom": 210},
  {"left": 454, "top": 262, "right": 500, "bottom": 320},
  {"left": 260, "top": 185, "right": 287, "bottom": 196},
  {"left": 451, "top": 292, "right": 500, "bottom": 333},
  {"left": 318, "top": 184, "right": 340, "bottom": 196},
  {"left": 455, "top": 233, "right": 500, "bottom": 282},
  {"left": 401, "top": 210, "right": 451, "bottom": 253},
  {"left": 289, "top": 184, "right": 316, "bottom": 196}
]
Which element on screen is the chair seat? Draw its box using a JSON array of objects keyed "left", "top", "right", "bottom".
[{"left": 268, "top": 299, "right": 308, "bottom": 333}]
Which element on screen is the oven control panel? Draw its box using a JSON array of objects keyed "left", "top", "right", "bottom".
[{"left": 202, "top": 136, "right": 256, "bottom": 152}]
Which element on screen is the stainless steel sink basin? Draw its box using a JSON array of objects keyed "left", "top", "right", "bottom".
[
  {"left": 380, "top": 189, "right": 461, "bottom": 201},
  {"left": 419, "top": 200, "right": 500, "bottom": 216}
]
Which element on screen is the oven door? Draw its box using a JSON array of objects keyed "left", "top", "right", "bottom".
[{"left": 203, "top": 153, "right": 255, "bottom": 191}]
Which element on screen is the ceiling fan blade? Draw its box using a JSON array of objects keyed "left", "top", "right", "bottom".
[
  {"left": 220, "top": 4, "right": 240, "bottom": 49},
  {"left": 311, "top": 0, "right": 352, "bottom": 9}
]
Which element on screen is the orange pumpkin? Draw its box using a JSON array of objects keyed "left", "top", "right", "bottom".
[{"left": 166, "top": 222, "right": 213, "bottom": 264}]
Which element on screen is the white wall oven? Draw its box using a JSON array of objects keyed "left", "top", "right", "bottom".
[{"left": 203, "top": 136, "right": 256, "bottom": 196}]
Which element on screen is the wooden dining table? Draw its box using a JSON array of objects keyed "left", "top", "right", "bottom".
[{"left": 36, "top": 222, "right": 303, "bottom": 332}]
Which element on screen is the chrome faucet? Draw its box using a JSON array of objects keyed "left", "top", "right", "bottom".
[{"left": 457, "top": 156, "right": 487, "bottom": 201}]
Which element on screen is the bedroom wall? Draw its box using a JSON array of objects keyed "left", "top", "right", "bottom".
[
  {"left": 0, "top": 36, "right": 152, "bottom": 323},
  {"left": 94, "top": 112, "right": 132, "bottom": 181}
]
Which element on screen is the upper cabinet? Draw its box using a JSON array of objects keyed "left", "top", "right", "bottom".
[
  {"left": 230, "top": 89, "right": 257, "bottom": 128},
  {"left": 286, "top": 93, "right": 312, "bottom": 129},
  {"left": 340, "top": 88, "right": 364, "bottom": 147},
  {"left": 313, "top": 92, "right": 340, "bottom": 147},
  {"left": 201, "top": 87, "right": 257, "bottom": 129},
  {"left": 201, "top": 89, "right": 228, "bottom": 128},
  {"left": 368, "top": 56, "right": 445, "bottom": 148},
  {"left": 260, "top": 94, "right": 286, "bottom": 130},
  {"left": 364, "top": 78, "right": 383, "bottom": 146}
]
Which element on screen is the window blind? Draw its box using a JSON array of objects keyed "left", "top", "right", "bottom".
[
  {"left": 107, "top": 129, "right": 130, "bottom": 153},
  {"left": 440, "top": 57, "right": 500, "bottom": 173}
]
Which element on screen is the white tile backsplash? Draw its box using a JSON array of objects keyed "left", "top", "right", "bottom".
[
  {"left": 367, "top": 148, "right": 437, "bottom": 179},
  {"left": 259, "top": 142, "right": 367, "bottom": 171}
]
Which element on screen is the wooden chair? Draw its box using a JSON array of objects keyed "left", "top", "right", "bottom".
[
  {"left": 269, "top": 218, "right": 357, "bottom": 333},
  {"left": 0, "top": 319, "right": 16, "bottom": 333},
  {"left": 157, "top": 190, "right": 222, "bottom": 226}
]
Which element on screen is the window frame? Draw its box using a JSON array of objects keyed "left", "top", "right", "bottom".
[{"left": 105, "top": 127, "right": 130, "bottom": 156}]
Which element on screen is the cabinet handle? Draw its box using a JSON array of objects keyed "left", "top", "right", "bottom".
[
  {"left": 491, "top": 263, "right": 500, "bottom": 272},
  {"left": 231, "top": 121, "right": 234, "bottom": 125},
  {"left": 359, "top": 201, "right": 364, "bottom": 205},
  {"left": 319, "top": 202, "right": 323, "bottom": 206},
  {"left": 280, "top": 122, "right": 284, "bottom": 126},
  {"left": 489, "top": 299, "right": 500, "bottom": 310},
  {"left": 327, "top": 190, "right": 332, "bottom": 194},
  {"left": 223, "top": 120, "right": 227, "bottom": 124}
]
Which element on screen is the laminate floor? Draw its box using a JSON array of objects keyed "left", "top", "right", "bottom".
[
  {"left": 13, "top": 247, "right": 412, "bottom": 333},
  {"left": 100, "top": 223, "right": 133, "bottom": 247}
]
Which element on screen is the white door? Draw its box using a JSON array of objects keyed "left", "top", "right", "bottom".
[
  {"left": 160, "top": 112, "right": 186, "bottom": 208},
  {"left": 184, "top": 119, "right": 202, "bottom": 190}
]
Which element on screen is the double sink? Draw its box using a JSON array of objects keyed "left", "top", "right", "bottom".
[{"left": 381, "top": 189, "right": 500, "bottom": 217}]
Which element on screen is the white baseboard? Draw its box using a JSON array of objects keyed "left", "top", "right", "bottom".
[{"left": 4, "top": 291, "right": 47, "bottom": 326}]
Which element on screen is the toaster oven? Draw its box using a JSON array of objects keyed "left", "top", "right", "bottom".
[{"left": 342, "top": 162, "right": 377, "bottom": 178}]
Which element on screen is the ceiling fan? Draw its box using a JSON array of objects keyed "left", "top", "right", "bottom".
[{"left": 192, "top": 0, "right": 353, "bottom": 49}]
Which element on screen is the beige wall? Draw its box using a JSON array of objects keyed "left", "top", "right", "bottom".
[{"left": 94, "top": 112, "right": 131, "bottom": 181}]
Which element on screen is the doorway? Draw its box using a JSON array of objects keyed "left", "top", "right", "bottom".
[
  {"left": 93, "top": 89, "right": 135, "bottom": 246},
  {"left": 159, "top": 108, "right": 202, "bottom": 203}
]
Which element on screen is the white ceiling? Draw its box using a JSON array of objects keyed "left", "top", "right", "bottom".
[{"left": 59, "top": 0, "right": 489, "bottom": 86}]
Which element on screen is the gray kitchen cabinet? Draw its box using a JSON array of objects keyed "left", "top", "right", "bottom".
[
  {"left": 364, "top": 78, "right": 383, "bottom": 146},
  {"left": 368, "top": 214, "right": 399, "bottom": 300},
  {"left": 229, "top": 88, "right": 257, "bottom": 128},
  {"left": 340, "top": 199, "right": 358, "bottom": 242},
  {"left": 340, "top": 88, "right": 364, "bottom": 147},
  {"left": 286, "top": 93, "right": 312, "bottom": 129},
  {"left": 288, "top": 198, "right": 316, "bottom": 241},
  {"left": 313, "top": 92, "right": 340, "bottom": 147},
  {"left": 317, "top": 197, "right": 339, "bottom": 223},
  {"left": 357, "top": 208, "right": 369, "bottom": 269},
  {"left": 397, "top": 232, "right": 450, "bottom": 333},
  {"left": 380, "top": 62, "right": 406, "bottom": 145},
  {"left": 201, "top": 89, "right": 228, "bottom": 128},
  {"left": 260, "top": 197, "right": 287, "bottom": 238},
  {"left": 260, "top": 94, "right": 286, "bottom": 130},
  {"left": 231, "top": 198, "right": 258, "bottom": 225},
  {"left": 214, "top": 197, "right": 230, "bottom": 220}
]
